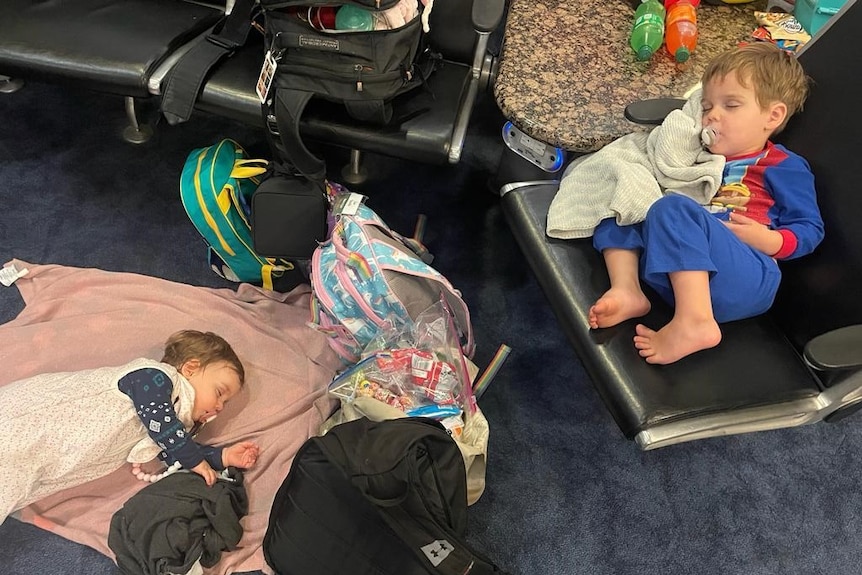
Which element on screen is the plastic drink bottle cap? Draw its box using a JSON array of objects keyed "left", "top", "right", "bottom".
[
  {"left": 637, "top": 46, "right": 654, "bottom": 61},
  {"left": 335, "top": 5, "right": 374, "bottom": 30},
  {"left": 675, "top": 46, "right": 691, "bottom": 62}
]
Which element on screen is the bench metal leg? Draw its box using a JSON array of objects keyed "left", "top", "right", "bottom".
[
  {"left": 341, "top": 149, "right": 368, "bottom": 185},
  {"left": 122, "top": 96, "right": 153, "bottom": 144},
  {"left": 0, "top": 75, "right": 24, "bottom": 94}
]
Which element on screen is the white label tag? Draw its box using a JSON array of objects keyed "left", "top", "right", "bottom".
[
  {"left": 0, "top": 264, "right": 28, "bottom": 287},
  {"left": 341, "top": 193, "right": 364, "bottom": 216},
  {"left": 256, "top": 50, "right": 277, "bottom": 104}
]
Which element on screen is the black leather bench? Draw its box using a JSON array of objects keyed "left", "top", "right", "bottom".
[
  {"left": 499, "top": 2, "right": 862, "bottom": 449},
  {"left": 0, "top": 0, "right": 221, "bottom": 97},
  {"left": 0, "top": 0, "right": 223, "bottom": 142},
  {"left": 0, "top": 0, "right": 504, "bottom": 170}
]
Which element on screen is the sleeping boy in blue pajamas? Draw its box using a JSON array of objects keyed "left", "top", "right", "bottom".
[{"left": 588, "top": 42, "right": 824, "bottom": 364}]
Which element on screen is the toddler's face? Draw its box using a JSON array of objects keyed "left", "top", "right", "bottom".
[
  {"left": 701, "top": 71, "right": 782, "bottom": 158},
  {"left": 185, "top": 360, "right": 242, "bottom": 423}
]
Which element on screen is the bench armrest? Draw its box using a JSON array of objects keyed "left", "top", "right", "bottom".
[
  {"left": 624, "top": 98, "right": 686, "bottom": 125},
  {"left": 473, "top": 0, "right": 506, "bottom": 33},
  {"left": 804, "top": 325, "right": 862, "bottom": 371}
]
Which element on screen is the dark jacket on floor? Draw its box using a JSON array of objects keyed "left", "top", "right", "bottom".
[{"left": 108, "top": 468, "right": 248, "bottom": 575}]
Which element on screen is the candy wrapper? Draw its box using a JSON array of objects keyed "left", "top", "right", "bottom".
[
  {"left": 323, "top": 296, "right": 490, "bottom": 503},
  {"left": 328, "top": 297, "right": 478, "bottom": 436}
]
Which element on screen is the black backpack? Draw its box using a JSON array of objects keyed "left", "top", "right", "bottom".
[
  {"left": 263, "top": 417, "right": 507, "bottom": 575},
  {"left": 258, "top": 0, "right": 433, "bottom": 180}
]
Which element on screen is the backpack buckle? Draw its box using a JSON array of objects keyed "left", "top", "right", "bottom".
[
  {"left": 206, "top": 33, "right": 241, "bottom": 51},
  {"left": 265, "top": 113, "right": 280, "bottom": 137}
]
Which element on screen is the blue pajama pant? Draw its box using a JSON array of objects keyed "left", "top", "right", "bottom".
[{"left": 592, "top": 194, "right": 781, "bottom": 323}]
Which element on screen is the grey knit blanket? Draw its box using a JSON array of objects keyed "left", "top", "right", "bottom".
[{"left": 546, "top": 89, "right": 725, "bottom": 239}]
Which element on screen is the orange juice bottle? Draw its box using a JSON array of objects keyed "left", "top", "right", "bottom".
[{"left": 665, "top": 0, "right": 698, "bottom": 62}]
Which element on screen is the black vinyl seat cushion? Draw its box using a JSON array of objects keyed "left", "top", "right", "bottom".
[
  {"left": 196, "top": 34, "right": 473, "bottom": 163},
  {"left": 0, "top": 0, "right": 221, "bottom": 97}
]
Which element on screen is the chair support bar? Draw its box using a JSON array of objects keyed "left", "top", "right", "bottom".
[
  {"left": 636, "top": 369, "right": 862, "bottom": 449},
  {"left": 448, "top": 32, "right": 493, "bottom": 164}
]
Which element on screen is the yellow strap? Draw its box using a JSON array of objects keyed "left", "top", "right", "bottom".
[
  {"left": 195, "top": 151, "right": 235, "bottom": 256},
  {"left": 261, "top": 260, "right": 298, "bottom": 291},
  {"left": 261, "top": 264, "right": 274, "bottom": 291},
  {"left": 235, "top": 158, "right": 269, "bottom": 168},
  {"left": 231, "top": 159, "right": 269, "bottom": 179},
  {"left": 269, "top": 258, "right": 295, "bottom": 272}
]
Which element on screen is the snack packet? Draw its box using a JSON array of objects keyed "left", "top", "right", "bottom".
[{"left": 754, "top": 11, "right": 811, "bottom": 46}]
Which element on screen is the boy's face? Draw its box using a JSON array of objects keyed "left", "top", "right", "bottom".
[
  {"left": 701, "top": 71, "right": 787, "bottom": 158},
  {"left": 182, "top": 360, "right": 242, "bottom": 423}
]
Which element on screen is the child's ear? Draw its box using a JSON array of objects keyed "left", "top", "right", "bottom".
[
  {"left": 766, "top": 101, "right": 788, "bottom": 131},
  {"left": 181, "top": 359, "right": 201, "bottom": 378}
]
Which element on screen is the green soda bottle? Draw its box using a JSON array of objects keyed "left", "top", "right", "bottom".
[{"left": 630, "top": 0, "right": 666, "bottom": 61}]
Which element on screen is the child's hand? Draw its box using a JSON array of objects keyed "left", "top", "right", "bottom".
[
  {"left": 724, "top": 212, "right": 783, "bottom": 256},
  {"left": 191, "top": 460, "right": 218, "bottom": 486},
  {"left": 222, "top": 441, "right": 260, "bottom": 469}
]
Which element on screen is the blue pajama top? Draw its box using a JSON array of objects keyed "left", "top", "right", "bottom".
[{"left": 716, "top": 142, "right": 824, "bottom": 260}]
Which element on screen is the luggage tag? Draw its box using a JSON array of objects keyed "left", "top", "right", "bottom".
[
  {"left": 333, "top": 192, "right": 366, "bottom": 216},
  {"left": 256, "top": 49, "right": 278, "bottom": 103}
]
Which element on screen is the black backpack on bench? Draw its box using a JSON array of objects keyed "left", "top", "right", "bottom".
[
  {"left": 258, "top": 0, "right": 434, "bottom": 179},
  {"left": 218, "top": 0, "right": 434, "bottom": 262},
  {"left": 262, "top": 417, "right": 508, "bottom": 575}
]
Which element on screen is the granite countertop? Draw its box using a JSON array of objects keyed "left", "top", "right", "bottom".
[{"left": 494, "top": 0, "right": 768, "bottom": 152}]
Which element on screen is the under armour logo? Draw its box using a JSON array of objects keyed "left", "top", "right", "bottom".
[{"left": 421, "top": 540, "right": 454, "bottom": 567}]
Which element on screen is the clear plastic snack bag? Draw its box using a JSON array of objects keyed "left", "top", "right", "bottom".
[
  {"left": 324, "top": 295, "right": 489, "bottom": 504},
  {"left": 328, "top": 296, "right": 477, "bottom": 436}
]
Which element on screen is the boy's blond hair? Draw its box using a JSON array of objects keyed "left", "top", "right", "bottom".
[
  {"left": 702, "top": 42, "right": 810, "bottom": 133},
  {"left": 161, "top": 330, "right": 245, "bottom": 385}
]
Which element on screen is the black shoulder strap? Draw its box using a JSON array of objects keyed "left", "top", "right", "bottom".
[
  {"left": 272, "top": 88, "right": 328, "bottom": 182},
  {"left": 160, "top": 0, "right": 257, "bottom": 126}
]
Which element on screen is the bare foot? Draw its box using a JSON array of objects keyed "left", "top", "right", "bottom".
[
  {"left": 588, "top": 288, "right": 651, "bottom": 329},
  {"left": 633, "top": 318, "right": 721, "bottom": 365}
]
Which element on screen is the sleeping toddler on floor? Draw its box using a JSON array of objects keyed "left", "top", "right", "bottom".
[{"left": 0, "top": 329, "right": 260, "bottom": 524}]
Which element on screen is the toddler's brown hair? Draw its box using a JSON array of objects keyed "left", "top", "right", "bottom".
[{"left": 161, "top": 330, "right": 245, "bottom": 385}]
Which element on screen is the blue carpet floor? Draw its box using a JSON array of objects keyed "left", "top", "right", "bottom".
[{"left": 1, "top": 81, "right": 861, "bottom": 575}]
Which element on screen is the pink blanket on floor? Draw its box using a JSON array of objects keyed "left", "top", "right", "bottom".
[{"left": 0, "top": 260, "right": 341, "bottom": 574}]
